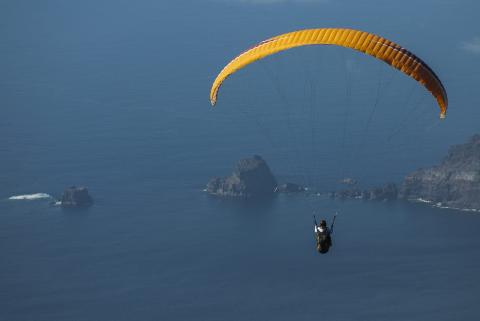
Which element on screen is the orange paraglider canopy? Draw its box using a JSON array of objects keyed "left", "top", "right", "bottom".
[{"left": 210, "top": 28, "right": 448, "bottom": 118}]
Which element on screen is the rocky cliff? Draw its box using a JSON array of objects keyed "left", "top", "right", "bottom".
[{"left": 399, "top": 134, "right": 480, "bottom": 210}]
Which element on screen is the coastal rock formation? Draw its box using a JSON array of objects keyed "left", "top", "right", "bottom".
[
  {"left": 329, "top": 188, "right": 362, "bottom": 200},
  {"left": 364, "top": 183, "right": 398, "bottom": 201},
  {"left": 329, "top": 183, "right": 398, "bottom": 201},
  {"left": 61, "top": 186, "right": 93, "bottom": 208},
  {"left": 399, "top": 134, "right": 480, "bottom": 210},
  {"left": 275, "top": 182, "right": 305, "bottom": 193},
  {"left": 206, "top": 135, "right": 480, "bottom": 210},
  {"left": 206, "top": 155, "right": 277, "bottom": 199}
]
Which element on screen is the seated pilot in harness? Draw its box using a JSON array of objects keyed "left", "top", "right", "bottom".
[{"left": 314, "top": 218, "right": 333, "bottom": 254}]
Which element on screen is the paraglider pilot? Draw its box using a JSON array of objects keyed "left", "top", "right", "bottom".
[{"left": 314, "top": 216, "right": 334, "bottom": 254}]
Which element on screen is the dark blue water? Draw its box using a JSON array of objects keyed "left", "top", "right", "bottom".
[{"left": 2, "top": 1, "right": 480, "bottom": 320}]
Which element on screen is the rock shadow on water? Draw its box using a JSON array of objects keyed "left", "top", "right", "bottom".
[{"left": 206, "top": 192, "right": 276, "bottom": 212}]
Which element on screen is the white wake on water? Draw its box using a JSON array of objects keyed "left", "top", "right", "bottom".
[{"left": 8, "top": 193, "right": 53, "bottom": 201}]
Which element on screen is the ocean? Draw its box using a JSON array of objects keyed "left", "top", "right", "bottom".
[{"left": 2, "top": 1, "right": 480, "bottom": 320}]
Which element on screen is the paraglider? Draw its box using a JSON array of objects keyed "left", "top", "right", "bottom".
[
  {"left": 210, "top": 28, "right": 448, "bottom": 118},
  {"left": 209, "top": 28, "right": 448, "bottom": 255}
]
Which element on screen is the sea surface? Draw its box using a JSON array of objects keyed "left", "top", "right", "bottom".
[{"left": 1, "top": 1, "right": 480, "bottom": 320}]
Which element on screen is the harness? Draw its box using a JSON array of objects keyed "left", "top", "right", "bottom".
[{"left": 313, "top": 214, "right": 336, "bottom": 254}]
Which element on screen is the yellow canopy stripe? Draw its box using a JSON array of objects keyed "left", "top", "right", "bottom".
[{"left": 210, "top": 28, "right": 448, "bottom": 118}]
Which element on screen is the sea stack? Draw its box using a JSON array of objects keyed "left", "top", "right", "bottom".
[
  {"left": 61, "top": 186, "right": 93, "bottom": 208},
  {"left": 206, "top": 155, "right": 277, "bottom": 199}
]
